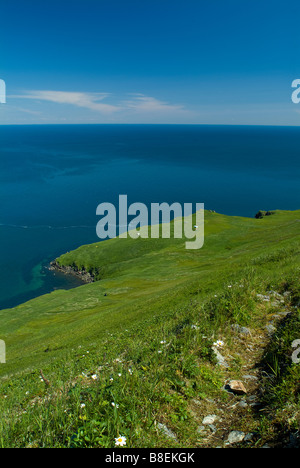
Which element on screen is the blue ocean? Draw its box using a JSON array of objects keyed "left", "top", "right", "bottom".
[{"left": 0, "top": 124, "right": 299, "bottom": 310}]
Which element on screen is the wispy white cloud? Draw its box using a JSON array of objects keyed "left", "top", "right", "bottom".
[
  {"left": 6, "top": 90, "right": 192, "bottom": 123},
  {"left": 122, "top": 95, "right": 185, "bottom": 113},
  {"left": 11, "top": 90, "right": 121, "bottom": 114}
]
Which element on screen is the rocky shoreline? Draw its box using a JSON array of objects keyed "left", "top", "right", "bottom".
[{"left": 49, "top": 261, "right": 95, "bottom": 284}]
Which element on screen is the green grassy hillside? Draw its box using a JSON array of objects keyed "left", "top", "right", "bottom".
[{"left": 0, "top": 210, "right": 299, "bottom": 448}]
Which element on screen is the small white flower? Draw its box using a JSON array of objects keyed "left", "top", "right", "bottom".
[
  {"left": 160, "top": 340, "right": 166, "bottom": 344},
  {"left": 111, "top": 402, "right": 119, "bottom": 408},
  {"left": 158, "top": 350, "right": 162, "bottom": 354},
  {"left": 115, "top": 435, "right": 127, "bottom": 447},
  {"left": 213, "top": 340, "right": 224, "bottom": 348},
  {"left": 91, "top": 374, "right": 97, "bottom": 380},
  {"left": 80, "top": 403, "right": 86, "bottom": 409},
  {"left": 118, "top": 373, "right": 122, "bottom": 377}
]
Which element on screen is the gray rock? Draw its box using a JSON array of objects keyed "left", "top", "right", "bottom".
[
  {"left": 244, "top": 433, "right": 255, "bottom": 443},
  {"left": 283, "top": 291, "right": 291, "bottom": 297},
  {"left": 212, "top": 346, "right": 229, "bottom": 368},
  {"left": 202, "top": 414, "right": 218, "bottom": 425},
  {"left": 246, "top": 395, "right": 258, "bottom": 402},
  {"left": 256, "top": 294, "right": 270, "bottom": 302},
  {"left": 227, "top": 431, "right": 246, "bottom": 445},
  {"left": 197, "top": 425, "right": 207, "bottom": 434},
  {"left": 157, "top": 423, "right": 178, "bottom": 442},
  {"left": 266, "top": 324, "right": 276, "bottom": 335},
  {"left": 268, "top": 290, "right": 283, "bottom": 299},
  {"left": 231, "top": 324, "right": 251, "bottom": 336},
  {"left": 238, "top": 399, "right": 248, "bottom": 408},
  {"left": 242, "top": 374, "right": 258, "bottom": 381}
]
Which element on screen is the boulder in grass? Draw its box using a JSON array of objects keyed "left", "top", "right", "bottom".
[{"left": 227, "top": 380, "right": 247, "bottom": 395}]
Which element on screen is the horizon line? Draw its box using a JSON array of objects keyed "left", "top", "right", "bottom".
[{"left": 1, "top": 123, "right": 300, "bottom": 128}]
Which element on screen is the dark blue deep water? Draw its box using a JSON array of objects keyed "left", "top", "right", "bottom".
[{"left": 0, "top": 124, "right": 299, "bottom": 309}]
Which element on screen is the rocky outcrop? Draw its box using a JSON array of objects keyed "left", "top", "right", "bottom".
[
  {"left": 49, "top": 261, "right": 95, "bottom": 284},
  {"left": 255, "top": 210, "right": 275, "bottom": 219}
]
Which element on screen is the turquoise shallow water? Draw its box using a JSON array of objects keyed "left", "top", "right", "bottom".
[{"left": 0, "top": 124, "right": 299, "bottom": 309}]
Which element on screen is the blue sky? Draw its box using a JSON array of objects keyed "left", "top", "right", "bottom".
[{"left": 0, "top": 0, "right": 300, "bottom": 125}]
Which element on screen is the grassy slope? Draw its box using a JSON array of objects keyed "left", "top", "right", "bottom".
[{"left": 0, "top": 210, "right": 299, "bottom": 447}]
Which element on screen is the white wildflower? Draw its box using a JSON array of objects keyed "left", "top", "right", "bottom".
[
  {"left": 115, "top": 435, "right": 126, "bottom": 447},
  {"left": 213, "top": 340, "right": 224, "bottom": 348}
]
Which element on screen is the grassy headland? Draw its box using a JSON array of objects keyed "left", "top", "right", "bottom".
[{"left": 0, "top": 209, "right": 299, "bottom": 448}]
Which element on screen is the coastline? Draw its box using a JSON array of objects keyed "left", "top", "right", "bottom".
[{"left": 49, "top": 261, "right": 95, "bottom": 284}]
